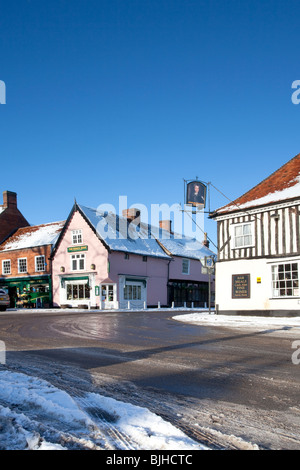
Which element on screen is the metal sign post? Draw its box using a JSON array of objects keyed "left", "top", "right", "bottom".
[{"left": 200, "top": 256, "right": 215, "bottom": 314}]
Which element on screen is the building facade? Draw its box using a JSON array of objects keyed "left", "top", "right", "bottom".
[
  {"left": 210, "top": 152, "right": 300, "bottom": 316},
  {"left": 51, "top": 203, "right": 215, "bottom": 309},
  {"left": 0, "top": 221, "right": 64, "bottom": 307}
]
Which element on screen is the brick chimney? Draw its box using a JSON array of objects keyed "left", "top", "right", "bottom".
[
  {"left": 0, "top": 190, "right": 29, "bottom": 243},
  {"left": 159, "top": 220, "right": 172, "bottom": 232},
  {"left": 3, "top": 191, "right": 17, "bottom": 209},
  {"left": 202, "top": 232, "right": 210, "bottom": 248},
  {"left": 122, "top": 208, "right": 141, "bottom": 223}
]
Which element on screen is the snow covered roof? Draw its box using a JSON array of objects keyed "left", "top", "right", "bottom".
[
  {"left": 212, "top": 153, "right": 300, "bottom": 216},
  {"left": 78, "top": 204, "right": 216, "bottom": 260},
  {"left": 0, "top": 221, "right": 65, "bottom": 252},
  {"left": 155, "top": 229, "right": 216, "bottom": 260},
  {"left": 78, "top": 204, "right": 170, "bottom": 259}
]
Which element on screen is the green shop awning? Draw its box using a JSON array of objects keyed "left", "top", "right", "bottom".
[
  {"left": 0, "top": 276, "right": 50, "bottom": 287},
  {"left": 60, "top": 276, "right": 90, "bottom": 287}
]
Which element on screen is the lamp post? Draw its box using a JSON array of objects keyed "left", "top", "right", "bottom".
[{"left": 200, "top": 256, "right": 215, "bottom": 314}]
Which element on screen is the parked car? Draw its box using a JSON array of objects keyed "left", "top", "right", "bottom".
[{"left": 0, "top": 289, "right": 10, "bottom": 311}]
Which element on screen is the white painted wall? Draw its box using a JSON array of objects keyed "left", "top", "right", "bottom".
[{"left": 215, "top": 256, "right": 300, "bottom": 313}]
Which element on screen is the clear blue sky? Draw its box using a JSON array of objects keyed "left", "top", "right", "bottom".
[{"left": 1, "top": 0, "right": 300, "bottom": 247}]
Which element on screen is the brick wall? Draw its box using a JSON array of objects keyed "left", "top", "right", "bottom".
[{"left": 0, "top": 245, "right": 52, "bottom": 278}]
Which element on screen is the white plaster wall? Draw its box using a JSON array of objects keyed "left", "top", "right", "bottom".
[{"left": 215, "top": 257, "right": 300, "bottom": 312}]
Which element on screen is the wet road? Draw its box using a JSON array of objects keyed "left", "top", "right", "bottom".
[
  {"left": 0, "top": 309, "right": 299, "bottom": 408},
  {"left": 0, "top": 309, "right": 299, "bottom": 449}
]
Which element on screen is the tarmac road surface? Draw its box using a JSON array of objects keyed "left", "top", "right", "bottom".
[{"left": 0, "top": 308, "right": 299, "bottom": 450}]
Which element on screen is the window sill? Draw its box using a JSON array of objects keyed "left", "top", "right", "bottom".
[
  {"left": 232, "top": 245, "right": 255, "bottom": 250},
  {"left": 270, "top": 297, "right": 300, "bottom": 300}
]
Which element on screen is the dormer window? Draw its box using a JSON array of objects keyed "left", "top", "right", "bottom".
[{"left": 72, "top": 229, "right": 82, "bottom": 245}]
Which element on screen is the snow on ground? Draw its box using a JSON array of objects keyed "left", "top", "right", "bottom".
[
  {"left": 172, "top": 310, "right": 300, "bottom": 333},
  {"left": 0, "top": 369, "right": 208, "bottom": 451},
  {"left": 1, "top": 308, "right": 299, "bottom": 450}
]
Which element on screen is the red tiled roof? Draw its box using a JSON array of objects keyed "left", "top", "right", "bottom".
[{"left": 213, "top": 153, "right": 300, "bottom": 215}]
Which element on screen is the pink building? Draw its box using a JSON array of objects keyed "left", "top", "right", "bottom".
[{"left": 51, "top": 203, "right": 215, "bottom": 309}]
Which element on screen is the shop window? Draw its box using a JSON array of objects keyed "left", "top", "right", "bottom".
[
  {"left": 101, "top": 284, "right": 115, "bottom": 302},
  {"left": 272, "top": 262, "right": 299, "bottom": 297},
  {"left": 18, "top": 258, "right": 27, "bottom": 274},
  {"left": 124, "top": 284, "right": 142, "bottom": 300},
  {"left": 72, "top": 229, "right": 83, "bottom": 245},
  {"left": 182, "top": 258, "right": 190, "bottom": 275},
  {"left": 2, "top": 260, "right": 11, "bottom": 275},
  {"left": 71, "top": 254, "right": 85, "bottom": 271},
  {"left": 35, "top": 255, "right": 45, "bottom": 272},
  {"left": 67, "top": 283, "right": 90, "bottom": 300}
]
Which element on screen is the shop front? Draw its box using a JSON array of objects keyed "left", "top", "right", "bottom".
[
  {"left": 168, "top": 280, "right": 211, "bottom": 308},
  {"left": 100, "top": 278, "right": 118, "bottom": 310},
  {"left": 0, "top": 275, "right": 52, "bottom": 308},
  {"left": 59, "top": 273, "right": 97, "bottom": 308},
  {"left": 118, "top": 275, "right": 147, "bottom": 310}
]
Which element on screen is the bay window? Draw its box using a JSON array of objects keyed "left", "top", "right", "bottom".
[{"left": 67, "top": 283, "right": 90, "bottom": 300}]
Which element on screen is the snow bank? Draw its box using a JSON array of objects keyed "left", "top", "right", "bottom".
[
  {"left": 173, "top": 311, "right": 300, "bottom": 331},
  {"left": 0, "top": 370, "right": 207, "bottom": 450}
]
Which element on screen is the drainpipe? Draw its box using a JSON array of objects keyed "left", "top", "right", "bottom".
[
  {"left": 167, "top": 258, "right": 172, "bottom": 307},
  {"left": 48, "top": 256, "right": 53, "bottom": 307}
]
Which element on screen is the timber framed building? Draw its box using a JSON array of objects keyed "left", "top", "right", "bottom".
[{"left": 210, "top": 152, "right": 300, "bottom": 316}]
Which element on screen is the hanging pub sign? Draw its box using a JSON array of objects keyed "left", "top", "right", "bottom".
[{"left": 186, "top": 180, "right": 207, "bottom": 209}]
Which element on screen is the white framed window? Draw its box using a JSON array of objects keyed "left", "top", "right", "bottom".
[
  {"left": 101, "top": 284, "right": 115, "bottom": 302},
  {"left": 232, "top": 222, "right": 254, "bottom": 249},
  {"left": 2, "top": 260, "right": 11, "bottom": 275},
  {"left": 35, "top": 255, "right": 45, "bottom": 272},
  {"left": 72, "top": 229, "right": 83, "bottom": 245},
  {"left": 182, "top": 258, "right": 190, "bottom": 275},
  {"left": 271, "top": 262, "right": 299, "bottom": 298},
  {"left": 71, "top": 253, "right": 85, "bottom": 271},
  {"left": 124, "top": 284, "right": 142, "bottom": 300},
  {"left": 18, "top": 258, "right": 27, "bottom": 273}
]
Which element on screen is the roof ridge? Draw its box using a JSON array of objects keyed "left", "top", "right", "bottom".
[
  {"left": 214, "top": 152, "right": 300, "bottom": 214},
  {"left": 236, "top": 152, "right": 300, "bottom": 201}
]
